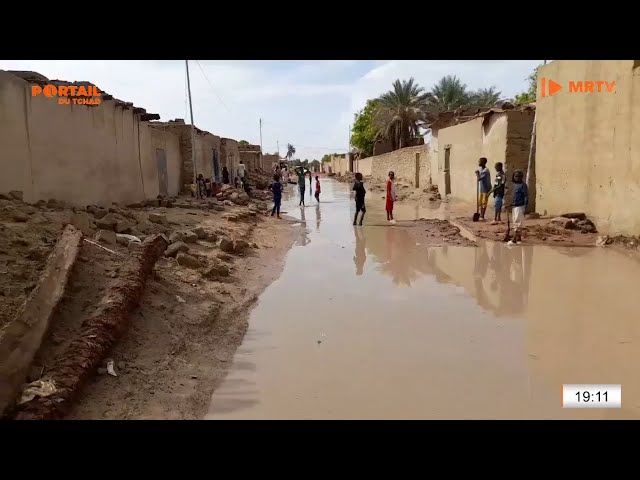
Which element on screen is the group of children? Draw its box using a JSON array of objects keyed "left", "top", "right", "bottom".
[
  {"left": 475, "top": 156, "right": 529, "bottom": 244},
  {"left": 268, "top": 168, "right": 321, "bottom": 219},
  {"left": 189, "top": 161, "right": 249, "bottom": 199}
]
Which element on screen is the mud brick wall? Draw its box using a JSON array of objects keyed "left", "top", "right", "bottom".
[
  {"left": 535, "top": 60, "right": 640, "bottom": 235},
  {"left": 0, "top": 71, "right": 182, "bottom": 206},
  {"left": 368, "top": 144, "right": 432, "bottom": 188}
]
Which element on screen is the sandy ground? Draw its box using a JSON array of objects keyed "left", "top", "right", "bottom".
[
  {"left": 2, "top": 171, "right": 301, "bottom": 420},
  {"left": 0, "top": 199, "right": 80, "bottom": 330},
  {"left": 51, "top": 206, "right": 296, "bottom": 420}
]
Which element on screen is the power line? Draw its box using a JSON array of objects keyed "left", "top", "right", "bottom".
[{"left": 195, "top": 60, "right": 232, "bottom": 115}]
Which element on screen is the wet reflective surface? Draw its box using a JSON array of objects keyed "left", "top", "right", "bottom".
[{"left": 206, "top": 179, "right": 640, "bottom": 419}]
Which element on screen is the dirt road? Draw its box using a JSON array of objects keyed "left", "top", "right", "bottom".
[{"left": 207, "top": 178, "right": 640, "bottom": 420}]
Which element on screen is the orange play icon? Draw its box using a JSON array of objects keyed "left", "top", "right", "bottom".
[{"left": 540, "top": 77, "right": 562, "bottom": 97}]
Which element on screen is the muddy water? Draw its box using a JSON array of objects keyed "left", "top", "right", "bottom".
[{"left": 206, "top": 179, "right": 640, "bottom": 419}]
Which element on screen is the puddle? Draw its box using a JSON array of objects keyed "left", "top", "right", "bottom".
[{"left": 206, "top": 179, "right": 640, "bottom": 419}]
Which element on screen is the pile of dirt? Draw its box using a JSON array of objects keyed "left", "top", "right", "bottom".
[
  {"left": 412, "top": 219, "right": 476, "bottom": 247},
  {"left": 456, "top": 212, "right": 599, "bottom": 247},
  {"left": 0, "top": 195, "right": 71, "bottom": 329},
  {"left": 246, "top": 170, "right": 272, "bottom": 191},
  {"left": 551, "top": 213, "right": 597, "bottom": 234}
]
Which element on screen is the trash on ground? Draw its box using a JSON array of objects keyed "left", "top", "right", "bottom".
[{"left": 18, "top": 379, "right": 57, "bottom": 405}]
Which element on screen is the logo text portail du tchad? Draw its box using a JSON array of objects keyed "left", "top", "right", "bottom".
[
  {"left": 540, "top": 78, "right": 616, "bottom": 97},
  {"left": 31, "top": 85, "right": 102, "bottom": 105}
]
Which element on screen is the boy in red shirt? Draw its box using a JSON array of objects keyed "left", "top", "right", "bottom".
[{"left": 314, "top": 175, "right": 321, "bottom": 203}]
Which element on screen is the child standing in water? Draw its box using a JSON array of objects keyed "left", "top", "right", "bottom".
[
  {"left": 491, "top": 162, "right": 506, "bottom": 224},
  {"left": 314, "top": 175, "right": 321, "bottom": 203},
  {"left": 386, "top": 171, "right": 397, "bottom": 224},
  {"left": 269, "top": 173, "right": 283, "bottom": 218},
  {"left": 352, "top": 172, "right": 366, "bottom": 226},
  {"left": 508, "top": 170, "right": 528, "bottom": 245}
]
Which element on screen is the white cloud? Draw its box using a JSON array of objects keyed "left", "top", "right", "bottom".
[{"left": 0, "top": 60, "right": 541, "bottom": 161}]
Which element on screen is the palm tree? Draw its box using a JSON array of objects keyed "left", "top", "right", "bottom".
[
  {"left": 373, "top": 78, "right": 431, "bottom": 150},
  {"left": 286, "top": 143, "right": 296, "bottom": 166},
  {"left": 427, "top": 75, "right": 470, "bottom": 113},
  {"left": 468, "top": 87, "right": 502, "bottom": 107}
]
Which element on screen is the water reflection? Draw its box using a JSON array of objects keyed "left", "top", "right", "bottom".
[
  {"left": 315, "top": 204, "right": 321, "bottom": 231},
  {"left": 353, "top": 226, "right": 366, "bottom": 276},
  {"left": 356, "top": 226, "right": 534, "bottom": 317}
]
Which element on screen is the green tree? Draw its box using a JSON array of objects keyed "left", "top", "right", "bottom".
[
  {"left": 373, "top": 78, "right": 431, "bottom": 150},
  {"left": 427, "top": 75, "right": 470, "bottom": 113},
  {"left": 350, "top": 99, "right": 379, "bottom": 156},
  {"left": 286, "top": 143, "right": 296, "bottom": 163},
  {"left": 468, "top": 86, "right": 502, "bottom": 107},
  {"left": 514, "top": 66, "right": 540, "bottom": 104},
  {"left": 239, "top": 139, "right": 249, "bottom": 146}
]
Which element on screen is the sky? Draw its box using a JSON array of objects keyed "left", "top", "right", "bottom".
[{"left": 0, "top": 60, "right": 541, "bottom": 160}]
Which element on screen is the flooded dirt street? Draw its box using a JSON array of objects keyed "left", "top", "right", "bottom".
[{"left": 207, "top": 179, "right": 640, "bottom": 420}]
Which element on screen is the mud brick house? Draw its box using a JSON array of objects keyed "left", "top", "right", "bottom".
[
  {"left": 535, "top": 60, "right": 640, "bottom": 235},
  {"left": 149, "top": 120, "right": 239, "bottom": 189},
  {"left": 238, "top": 143, "right": 262, "bottom": 171},
  {"left": 427, "top": 105, "right": 535, "bottom": 207},
  {"left": 0, "top": 70, "right": 242, "bottom": 204}
]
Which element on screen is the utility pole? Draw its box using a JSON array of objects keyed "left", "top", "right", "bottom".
[
  {"left": 277, "top": 140, "right": 279, "bottom": 158},
  {"left": 525, "top": 59, "right": 546, "bottom": 212},
  {"left": 185, "top": 60, "right": 198, "bottom": 186},
  {"left": 259, "top": 118, "right": 263, "bottom": 154}
]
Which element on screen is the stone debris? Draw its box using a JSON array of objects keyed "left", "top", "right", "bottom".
[
  {"left": 71, "top": 212, "right": 95, "bottom": 236},
  {"left": 183, "top": 231, "right": 198, "bottom": 243},
  {"left": 233, "top": 239, "right": 250, "bottom": 254},
  {"left": 148, "top": 213, "right": 168, "bottom": 225},
  {"left": 164, "top": 241, "right": 189, "bottom": 257},
  {"left": 176, "top": 252, "right": 202, "bottom": 269},
  {"left": 169, "top": 232, "right": 185, "bottom": 244},
  {"left": 219, "top": 238, "right": 234, "bottom": 253},
  {"left": 95, "top": 229, "right": 117, "bottom": 245},
  {"left": 192, "top": 226, "right": 206, "bottom": 239},
  {"left": 115, "top": 220, "right": 133, "bottom": 234},
  {"left": 202, "top": 262, "right": 230, "bottom": 279}
]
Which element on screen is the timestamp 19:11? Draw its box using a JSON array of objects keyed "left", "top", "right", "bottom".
[{"left": 562, "top": 384, "right": 622, "bottom": 409}]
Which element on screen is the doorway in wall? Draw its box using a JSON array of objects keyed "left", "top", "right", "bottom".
[
  {"left": 156, "top": 148, "right": 168, "bottom": 196},
  {"left": 444, "top": 146, "right": 452, "bottom": 195},
  {"left": 213, "top": 149, "right": 220, "bottom": 183}
]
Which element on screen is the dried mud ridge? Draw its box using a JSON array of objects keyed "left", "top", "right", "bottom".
[
  {"left": 413, "top": 219, "right": 476, "bottom": 247},
  {"left": 12, "top": 235, "right": 168, "bottom": 420}
]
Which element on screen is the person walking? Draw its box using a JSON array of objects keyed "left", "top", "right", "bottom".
[{"left": 269, "top": 173, "right": 283, "bottom": 218}]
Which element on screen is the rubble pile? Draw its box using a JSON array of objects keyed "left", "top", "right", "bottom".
[{"left": 551, "top": 212, "right": 597, "bottom": 234}]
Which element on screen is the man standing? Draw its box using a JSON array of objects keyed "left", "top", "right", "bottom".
[
  {"left": 475, "top": 157, "right": 491, "bottom": 221},
  {"left": 297, "top": 167, "right": 306, "bottom": 206},
  {"left": 238, "top": 161, "right": 246, "bottom": 188}
]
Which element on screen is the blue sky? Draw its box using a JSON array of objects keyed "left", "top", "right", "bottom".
[{"left": 0, "top": 60, "right": 541, "bottom": 160}]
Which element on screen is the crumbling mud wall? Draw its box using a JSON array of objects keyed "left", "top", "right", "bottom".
[
  {"left": 12, "top": 234, "right": 169, "bottom": 420},
  {"left": 0, "top": 225, "right": 82, "bottom": 416}
]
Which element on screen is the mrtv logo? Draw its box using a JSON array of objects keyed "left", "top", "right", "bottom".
[
  {"left": 31, "top": 84, "right": 102, "bottom": 105},
  {"left": 540, "top": 77, "right": 616, "bottom": 97}
]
